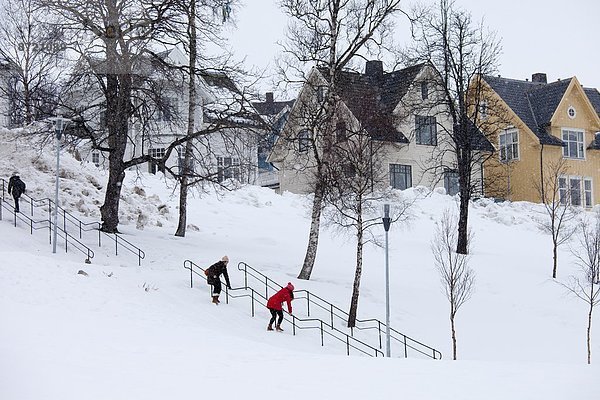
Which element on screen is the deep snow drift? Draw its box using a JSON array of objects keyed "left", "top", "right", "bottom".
[{"left": 0, "top": 133, "right": 598, "bottom": 399}]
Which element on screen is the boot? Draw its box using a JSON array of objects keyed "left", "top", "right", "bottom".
[
  {"left": 267, "top": 324, "right": 273, "bottom": 331},
  {"left": 275, "top": 324, "right": 284, "bottom": 332},
  {"left": 212, "top": 296, "right": 220, "bottom": 305}
]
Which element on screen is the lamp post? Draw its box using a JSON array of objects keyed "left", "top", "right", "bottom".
[
  {"left": 382, "top": 203, "right": 392, "bottom": 357},
  {"left": 51, "top": 117, "right": 68, "bottom": 254}
]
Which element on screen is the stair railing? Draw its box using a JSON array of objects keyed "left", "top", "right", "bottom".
[
  {"left": 237, "top": 261, "right": 442, "bottom": 360},
  {"left": 1, "top": 178, "right": 145, "bottom": 265},
  {"left": 0, "top": 196, "right": 94, "bottom": 262},
  {"left": 184, "top": 260, "right": 384, "bottom": 358}
]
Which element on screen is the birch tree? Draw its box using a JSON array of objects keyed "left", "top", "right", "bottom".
[
  {"left": 404, "top": 0, "right": 501, "bottom": 254},
  {"left": 559, "top": 211, "right": 600, "bottom": 364},
  {"left": 277, "top": 0, "right": 404, "bottom": 280},
  {"left": 431, "top": 208, "right": 475, "bottom": 360}
]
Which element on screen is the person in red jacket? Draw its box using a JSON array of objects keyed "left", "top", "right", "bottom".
[{"left": 266, "top": 282, "right": 294, "bottom": 331}]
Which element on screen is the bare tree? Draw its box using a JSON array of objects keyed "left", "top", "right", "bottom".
[
  {"left": 558, "top": 211, "right": 600, "bottom": 364},
  {"left": 404, "top": 0, "right": 501, "bottom": 254},
  {"left": 277, "top": 0, "right": 404, "bottom": 280},
  {"left": 0, "top": 0, "right": 64, "bottom": 125},
  {"left": 533, "top": 158, "right": 577, "bottom": 278},
  {"left": 323, "top": 113, "right": 414, "bottom": 327},
  {"left": 170, "top": 0, "right": 242, "bottom": 237},
  {"left": 431, "top": 208, "right": 475, "bottom": 360}
]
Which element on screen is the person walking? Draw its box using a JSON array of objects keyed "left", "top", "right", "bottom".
[
  {"left": 7, "top": 172, "right": 26, "bottom": 213},
  {"left": 266, "top": 282, "right": 294, "bottom": 332},
  {"left": 205, "top": 256, "right": 231, "bottom": 304}
]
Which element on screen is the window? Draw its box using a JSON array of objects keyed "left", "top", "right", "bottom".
[
  {"left": 336, "top": 122, "right": 347, "bottom": 142},
  {"left": 91, "top": 151, "right": 100, "bottom": 167},
  {"left": 317, "top": 86, "right": 328, "bottom": 103},
  {"left": 158, "top": 96, "right": 178, "bottom": 122},
  {"left": 298, "top": 130, "right": 310, "bottom": 152},
  {"left": 499, "top": 129, "right": 519, "bottom": 162},
  {"left": 570, "top": 177, "right": 582, "bottom": 206},
  {"left": 343, "top": 163, "right": 356, "bottom": 178},
  {"left": 559, "top": 177, "right": 568, "bottom": 205},
  {"left": 584, "top": 178, "right": 593, "bottom": 208},
  {"left": 559, "top": 175, "right": 594, "bottom": 207},
  {"left": 567, "top": 106, "right": 576, "bottom": 119},
  {"left": 217, "top": 156, "right": 241, "bottom": 183},
  {"left": 420, "top": 81, "right": 428, "bottom": 100},
  {"left": 390, "top": 164, "right": 412, "bottom": 190},
  {"left": 148, "top": 147, "right": 166, "bottom": 174},
  {"left": 479, "top": 101, "right": 488, "bottom": 120},
  {"left": 415, "top": 115, "right": 437, "bottom": 145},
  {"left": 562, "top": 129, "right": 585, "bottom": 159},
  {"left": 444, "top": 170, "right": 460, "bottom": 196},
  {"left": 91, "top": 152, "right": 99, "bottom": 165}
]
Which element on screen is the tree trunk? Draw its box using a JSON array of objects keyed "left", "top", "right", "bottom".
[
  {"left": 298, "top": 182, "right": 324, "bottom": 280},
  {"left": 347, "top": 206, "right": 364, "bottom": 328},
  {"left": 99, "top": 46, "right": 132, "bottom": 233},
  {"left": 451, "top": 312, "right": 457, "bottom": 360},
  {"left": 175, "top": 1, "right": 197, "bottom": 238},
  {"left": 456, "top": 186, "right": 470, "bottom": 254},
  {"left": 552, "top": 239, "right": 558, "bottom": 279},
  {"left": 587, "top": 295, "right": 593, "bottom": 364}
]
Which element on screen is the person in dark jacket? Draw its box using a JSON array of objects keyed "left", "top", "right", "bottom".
[
  {"left": 205, "top": 256, "right": 231, "bottom": 304},
  {"left": 7, "top": 172, "right": 26, "bottom": 213},
  {"left": 266, "top": 282, "right": 294, "bottom": 331}
]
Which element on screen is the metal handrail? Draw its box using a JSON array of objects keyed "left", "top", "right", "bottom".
[
  {"left": 1, "top": 178, "right": 145, "bottom": 265},
  {"left": 0, "top": 197, "right": 94, "bottom": 262},
  {"left": 237, "top": 261, "right": 442, "bottom": 360},
  {"left": 184, "top": 260, "right": 384, "bottom": 358}
]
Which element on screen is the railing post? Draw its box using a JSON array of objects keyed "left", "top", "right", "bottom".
[
  {"left": 404, "top": 335, "right": 408, "bottom": 358},
  {"left": 244, "top": 263, "right": 248, "bottom": 289},
  {"left": 251, "top": 290, "right": 255, "bottom": 317},
  {"left": 306, "top": 291, "right": 310, "bottom": 316},
  {"left": 0, "top": 197, "right": 3, "bottom": 220},
  {"left": 320, "top": 321, "right": 324, "bottom": 346},
  {"left": 115, "top": 235, "right": 118, "bottom": 256},
  {"left": 346, "top": 336, "right": 350, "bottom": 356},
  {"left": 378, "top": 320, "right": 383, "bottom": 349},
  {"left": 190, "top": 265, "right": 193, "bottom": 288},
  {"left": 79, "top": 221, "right": 83, "bottom": 239},
  {"left": 138, "top": 250, "right": 142, "bottom": 266},
  {"left": 265, "top": 276, "right": 268, "bottom": 300},
  {"left": 330, "top": 304, "right": 334, "bottom": 329}
]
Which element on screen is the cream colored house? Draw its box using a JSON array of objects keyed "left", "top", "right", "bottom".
[
  {"left": 269, "top": 61, "right": 490, "bottom": 195},
  {"left": 480, "top": 73, "right": 600, "bottom": 207}
]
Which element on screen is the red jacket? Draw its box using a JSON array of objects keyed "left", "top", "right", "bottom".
[{"left": 267, "top": 287, "right": 293, "bottom": 313}]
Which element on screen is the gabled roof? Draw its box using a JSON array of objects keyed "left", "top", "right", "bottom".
[
  {"left": 316, "top": 64, "right": 428, "bottom": 143},
  {"left": 484, "top": 75, "right": 600, "bottom": 146},
  {"left": 252, "top": 99, "right": 295, "bottom": 116}
]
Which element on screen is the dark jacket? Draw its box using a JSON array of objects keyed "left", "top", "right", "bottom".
[
  {"left": 267, "top": 288, "right": 293, "bottom": 314},
  {"left": 205, "top": 260, "right": 231, "bottom": 288},
  {"left": 8, "top": 176, "right": 25, "bottom": 197}
]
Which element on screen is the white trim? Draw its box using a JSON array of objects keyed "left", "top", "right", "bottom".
[
  {"left": 499, "top": 128, "right": 520, "bottom": 162},
  {"left": 561, "top": 127, "right": 586, "bottom": 160},
  {"left": 559, "top": 174, "right": 594, "bottom": 208}
]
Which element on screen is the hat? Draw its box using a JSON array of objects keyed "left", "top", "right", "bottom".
[
  {"left": 286, "top": 282, "right": 294, "bottom": 291},
  {"left": 221, "top": 255, "right": 229, "bottom": 263},
  {"left": 11, "top": 171, "right": 18, "bottom": 177}
]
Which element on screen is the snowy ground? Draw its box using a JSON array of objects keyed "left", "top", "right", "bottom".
[{"left": 0, "top": 133, "right": 598, "bottom": 399}]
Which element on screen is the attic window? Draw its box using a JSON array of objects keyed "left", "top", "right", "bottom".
[
  {"left": 420, "top": 81, "right": 428, "bottom": 100},
  {"left": 298, "top": 129, "right": 310, "bottom": 152},
  {"left": 567, "top": 106, "right": 576, "bottom": 119}
]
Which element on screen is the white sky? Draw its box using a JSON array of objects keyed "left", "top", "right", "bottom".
[
  {"left": 1, "top": 130, "right": 599, "bottom": 399},
  {"left": 225, "top": 0, "right": 600, "bottom": 98}
]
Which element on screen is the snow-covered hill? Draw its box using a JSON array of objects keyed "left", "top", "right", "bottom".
[{"left": 0, "top": 132, "right": 597, "bottom": 399}]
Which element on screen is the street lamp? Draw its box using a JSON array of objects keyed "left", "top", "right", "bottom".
[
  {"left": 382, "top": 203, "right": 392, "bottom": 357},
  {"left": 51, "top": 117, "right": 69, "bottom": 254}
]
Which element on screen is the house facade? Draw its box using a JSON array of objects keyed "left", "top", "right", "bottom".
[
  {"left": 269, "top": 61, "right": 488, "bottom": 195},
  {"left": 480, "top": 73, "right": 600, "bottom": 207},
  {"left": 72, "top": 47, "right": 264, "bottom": 185}
]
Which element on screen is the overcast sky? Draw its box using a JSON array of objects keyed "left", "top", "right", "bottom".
[{"left": 224, "top": 0, "right": 600, "bottom": 98}]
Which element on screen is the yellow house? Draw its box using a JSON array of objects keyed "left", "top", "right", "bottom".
[{"left": 480, "top": 73, "right": 600, "bottom": 207}]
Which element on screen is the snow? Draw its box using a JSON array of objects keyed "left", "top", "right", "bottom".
[{"left": 0, "top": 132, "right": 598, "bottom": 399}]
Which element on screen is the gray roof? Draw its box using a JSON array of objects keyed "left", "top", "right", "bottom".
[
  {"left": 484, "top": 75, "right": 600, "bottom": 146},
  {"left": 252, "top": 99, "right": 295, "bottom": 116},
  {"left": 317, "top": 64, "right": 428, "bottom": 144}
]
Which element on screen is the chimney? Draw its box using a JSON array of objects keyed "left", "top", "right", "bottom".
[
  {"left": 365, "top": 60, "right": 383, "bottom": 80},
  {"left": 265, "top": 92, "right": 274, "bottom": 103},
  {"left": 532, "top": 73, "right": 547, "bottom": 84}
]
